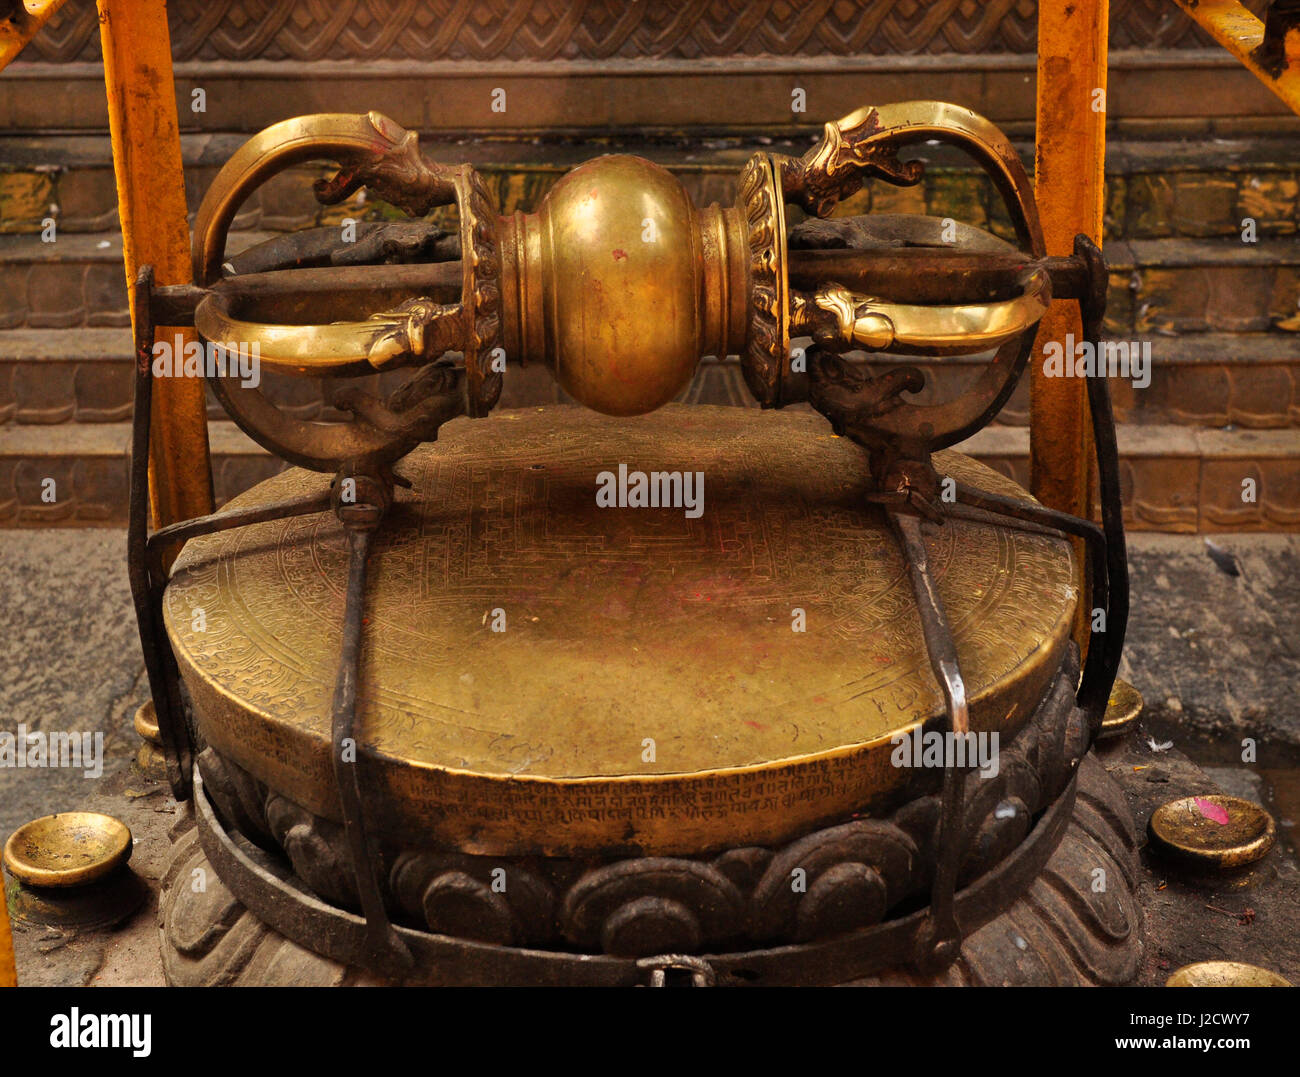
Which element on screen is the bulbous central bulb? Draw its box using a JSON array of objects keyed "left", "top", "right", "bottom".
[{"left": 501, "top": 154, "right": 748, "bottom": 416}]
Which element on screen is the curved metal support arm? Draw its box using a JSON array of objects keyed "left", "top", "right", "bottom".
[
  {"left": 194, "top": 290, "right": 467, "bottom": 375},
  {"left": 192, "top": 111, "right": 457, "bottom": 287},
  {"left": 792, "top": 269, "right": 1051, "bottom": 357}
]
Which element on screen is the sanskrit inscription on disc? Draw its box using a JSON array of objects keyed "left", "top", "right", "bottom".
[{"left": 165, "top": 404, "right": 1076, "bottom": 853}]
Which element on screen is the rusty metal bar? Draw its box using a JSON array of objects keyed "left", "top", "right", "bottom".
[
  {"left": 1172, "top": 0, "right": 1300, "bottom": 113},
  {"left": 98, "top": 0, "right": 214, "bottom": 532},
  {"left": 1031, "top": 0, "right": 1108, "bottom": 520},
  {"left": 144, "top": 250, "right": 1092, "bottom": 331},
  {"left": 0, "top": 0, "right": 69, "bottom": 71},
  {"left": 330, "top": 520, "right": 413, "bottom": 972}
]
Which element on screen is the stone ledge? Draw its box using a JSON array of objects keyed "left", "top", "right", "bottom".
[{"left": 2, "top": 50, "right": 1294, "bottom": 134}]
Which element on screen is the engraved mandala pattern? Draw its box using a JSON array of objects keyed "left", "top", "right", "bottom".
[{"left": 161, "top": 406, "right": 1077, "bottom": 854}]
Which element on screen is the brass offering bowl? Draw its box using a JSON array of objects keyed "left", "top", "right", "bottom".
[
  {"left": 3, "top": 812, "right": 132, "bottom": 889},
  {"left": 1166, "top": 961, "right": 1291, "bottom": 987},
  {"left": 1099, "top": 678, "right": 1143, "bottom": 739},
  {"left": 1148, "top": 794, "right": 1276, "bottom": 871}
]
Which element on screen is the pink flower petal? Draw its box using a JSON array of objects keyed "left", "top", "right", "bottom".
[{"left": 1194, "top": 797, "right": 1230, "bottom": 825}]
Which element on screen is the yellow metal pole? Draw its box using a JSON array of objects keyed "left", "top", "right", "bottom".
[
  {"left": 1171, "top": 0, "right": 1300, "bottom": 115},
  {"left": 98, "top": 0, "right": 213, "bottom": 527},
  {"left": 1032, "top": 0, "right": 1108, "bottom": 519},
  {"left": 0, "top": 0, "right": 70, "bottom": 72}
]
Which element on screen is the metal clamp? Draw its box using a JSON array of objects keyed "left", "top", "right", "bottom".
[{"left": 637, "top": 954, "right": 717, "bottom": 987}]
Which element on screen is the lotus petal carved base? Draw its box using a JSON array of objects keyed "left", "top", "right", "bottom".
[{"left": 158, "top": 754, "right": 1141, "bottom": 987}]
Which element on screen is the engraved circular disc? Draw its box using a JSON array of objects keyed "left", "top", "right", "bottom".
[
  {"left": 1099, "top": 678, "right": 1143, "bottom": 740},
  {"left": 164, "top": 404, "right": 1077, "bottom": 855}
]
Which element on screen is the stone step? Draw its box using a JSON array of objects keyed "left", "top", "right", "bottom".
[
  {"left": 0, "top": 231, "right": 132, "bottom": 329},
  {"left": 0, "top": 419, "right": 275, "bottom": 526},
  {"left": 970, "top": 423, "right": 1300, "bottom": 534},
  {"left": 2, "top": 131, "right": 1298, "bottom": 241},
  {"left": 891, "top": 333, "right": 1300, "bottom": 430},
  {"left": 0, "top": 230, "right": 272, "bottom": 329},
  {"left": 3, "top": 329, "right": 1299, "bottom": 430},
  {"left": 1, "top": 414, "right": 1295, "bottom": 532},
  {"left": 1104, "top": 238, "right": 1300, "bottom": 337}
]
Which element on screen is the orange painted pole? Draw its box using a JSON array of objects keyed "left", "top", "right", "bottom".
[
  {"left": 1172, "top": 0, "right": 1300, "bottom": 116},
  {"left": 1032, "top": 0, "right": 1108, "bottom": 520},
  {"left": 98, "top": 0, "right": 213, "bottom": 527},
  {"left": 0, "top": 896, "right": 15, "bottom": 986},
  {"left": 0, "top": 0, "right": 72, "bottom": 72}
]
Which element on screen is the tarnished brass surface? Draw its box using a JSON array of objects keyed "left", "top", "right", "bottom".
[
  {"left": 2, "top": 813, "right": 132, "bottom": 888},
  {"left": 1148, "top": 795, "right": 1276, "bottom": 871},
  {"left": 133, "top": 699, "right": 161, "bottom": 744},
  {"left": 6, "top": 867, "right": 149, "bottom": 930},
  {"left": 797, "top": 274, "right": 1050, "bottom": 357},
  {"left": 502, "top": 154, "right": 748, "bottom": 416},
  {"left": 1099, "top": 678, "right": 1143, "bottom": 739},
  {"left": 133, "top": 699, "right": 168, "bottom": 776},
  {"left": 1166, "top": 961, "right": 1292, "bottom": 987},
  {"left": 163, "top": 405, "right": 1077, "bottom": 856},
  {"left": 191, "top": 104, "right": 1049, "bottom": 431}
]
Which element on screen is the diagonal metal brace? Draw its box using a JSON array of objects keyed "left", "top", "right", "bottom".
[{"left": 886, "top": 508, "right": 972, "bottom": 972}]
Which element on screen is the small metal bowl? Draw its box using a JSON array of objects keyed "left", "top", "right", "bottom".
[
  {"left": 1167, "top": 961, "right": 1291, "bottom": 987},
  {"left": 1099, "top": 678, "right": 1143, "bottom": 739},
  {"left": 133, "top": 699, "right": 160, "bottom": 744},
  {"left": 1148, "top": 794, "right": 1275, "bottom": 871},
  {"left": 3, "top": 812, "right": 133, "bottom": 888}
]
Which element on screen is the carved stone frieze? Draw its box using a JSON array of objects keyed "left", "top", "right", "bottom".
[{"left": 22, "top": 2, "right": 1221, "bottom": 65}]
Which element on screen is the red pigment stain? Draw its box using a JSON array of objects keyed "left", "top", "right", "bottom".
[
  {"left": 812, "top": 695, "right": 828, "bottom": 704},
  {"left": 1194, "top": 797, "right": 1230, "bottom": 825},
  {"left": 612, "top": 249, "right": 628, "bottom": 261},
  {"left": 743, "top": 720, "right": 766, "bottom": 731}
]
